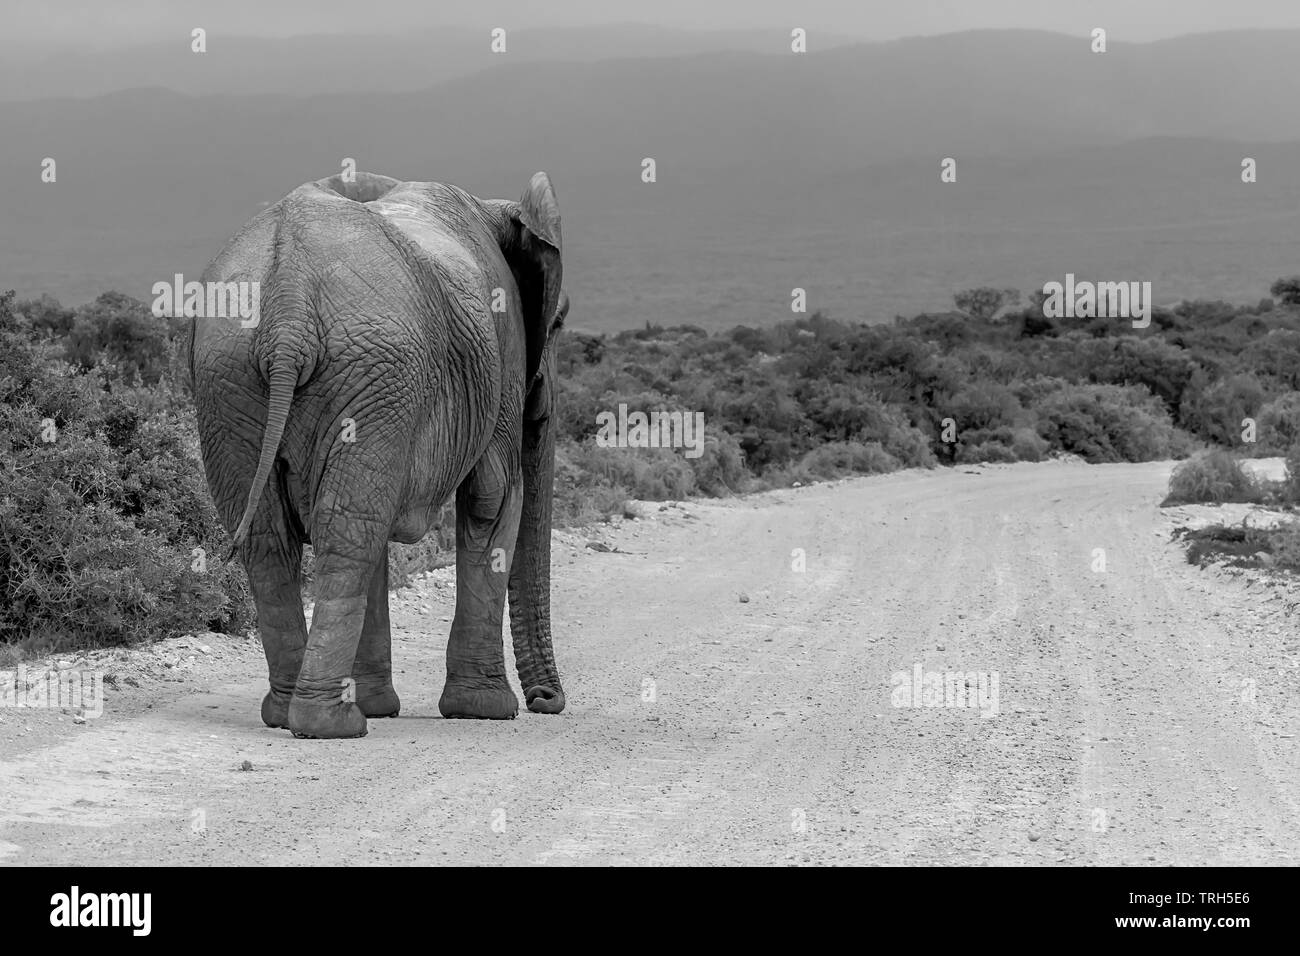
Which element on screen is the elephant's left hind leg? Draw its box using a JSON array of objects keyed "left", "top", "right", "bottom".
[
  {"left": 352, "top": 549, "right": 400, "bottom": 717},
  {"left": 241, "top": 504, "right": 307, "bottom": 730}
]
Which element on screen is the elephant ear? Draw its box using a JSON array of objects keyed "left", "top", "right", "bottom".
[{"left": 505, "top": 172, "right": 563, "bottom": 385}]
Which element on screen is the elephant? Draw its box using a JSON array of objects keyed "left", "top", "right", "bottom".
[{"left": 188, "top": 169, "right": 568, "bottom": 739}]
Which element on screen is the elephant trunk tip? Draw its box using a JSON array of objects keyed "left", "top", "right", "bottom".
[{"left": 524, "top": 685, "right": 565, "bottom": 714}]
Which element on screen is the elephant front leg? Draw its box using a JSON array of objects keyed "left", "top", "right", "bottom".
[
  {"left": 439, "top": 457, "right": 522, "bottom": 720},
  {"left": 352, "top": 550, "right": 401, "bottom": 718}
]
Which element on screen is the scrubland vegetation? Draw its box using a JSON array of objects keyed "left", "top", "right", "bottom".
[{"left": 6, "top": 281, "right": 1300, "bottom": 650}]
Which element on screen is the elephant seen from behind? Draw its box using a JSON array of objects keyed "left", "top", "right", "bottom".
[{"left": 189, "top": 170, "right": 569, "bottom": 738}]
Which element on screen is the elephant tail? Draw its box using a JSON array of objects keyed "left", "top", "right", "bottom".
[{"left": 226, "top": 362, "right": 297, "bottom": 559}]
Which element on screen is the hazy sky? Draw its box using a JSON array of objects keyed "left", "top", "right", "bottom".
[{"left": 3, "top": 0, "right": 1296, "bottom": 48}]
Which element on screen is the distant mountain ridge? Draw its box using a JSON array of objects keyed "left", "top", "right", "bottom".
[
  {"left": 0, "top": 23, "right": 867, "bottom": 100},
  {"left": 3, "top": 27, "right": 1299, "bottom": 327}
]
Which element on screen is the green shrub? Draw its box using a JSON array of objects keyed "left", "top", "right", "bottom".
[
  {"left": 955, "top": 438, "right": 1018, "bottom": 464},
  {"left": 1009, "top": 427, "right": 1051, "bottom": 462},
  {"left": 1266, "top": 522, "right": 1300, "bottom": 570},
  {"left": 1255, "top": 393, "right": 1300, "bottom": 455},
  {"left": 797, "top": 383, "right": 935, "bottom": 467},
  {"left": 1163, "top": 449, "right": 1261, "bottom": 506},
  {"left": 784, "top": 440, "right": 901, "bottom": 483},
  {"left": 1270, "top": 276, "right": 1300, "bottom": 308},
  {"left": 63, "top": 292, "right": 183, "bottom": 386},
  {"left": 692, "top": 432, "right": 750, "bottom": 496},
  {"left": 874, "top": 417, "right": 937, "bottom": 468},
  {"left": 1070, "top": 336, "right": 1200, "bottom": 411},
  {"left": 11, "top": 293, "right": 76, "bottom": 338},
  {"left": 948, "top": 382, "right": 1025, "bottom": 432},
  {"left": 0, "top": 321, "right": 251, "bottom": 653},
  {"left": 1033, "top": 382, "right": 1178, "bottom": 462},
  {"left": 1241, "top": 330, "right": 1300, "bottom": 392},
  {"left": 562, "top": 441, "right": 697, "bottom": 501},
  {"left": 953, "top": 426, "right": 1047, "bottom": 463},
  {"left": 552, "top": 440, "right": 633, "bottom": 524},
  {"left": 1179, "top": 372, "right": 1266, "bottom": 447}
]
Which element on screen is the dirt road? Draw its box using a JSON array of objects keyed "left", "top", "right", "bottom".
[{"left": 2, "top": 460, "right": 1298, "bottom": 865}]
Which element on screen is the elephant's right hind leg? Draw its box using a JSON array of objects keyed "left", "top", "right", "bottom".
[
  {"left": 243, "top": 525, "right": 308, "bottom": 729},
  {"left": 288, "top": 505, "right": 395, "bottom": 739}
]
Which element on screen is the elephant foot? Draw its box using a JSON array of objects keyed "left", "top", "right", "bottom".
[
  {"left": 287, "top": 698, "right": 368, "bottom": 739},
  {"left": 261, "top": 690, "right": 291, "bottom": 729},
  {"left": 439, "top": 676, "right": 518, "bottom": 720},
  {"left": 356, "top": 683, "right": 401, "bottom": 719},
  {"left": 524, "top": 685, "right": 566, "bottom": 714}
]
